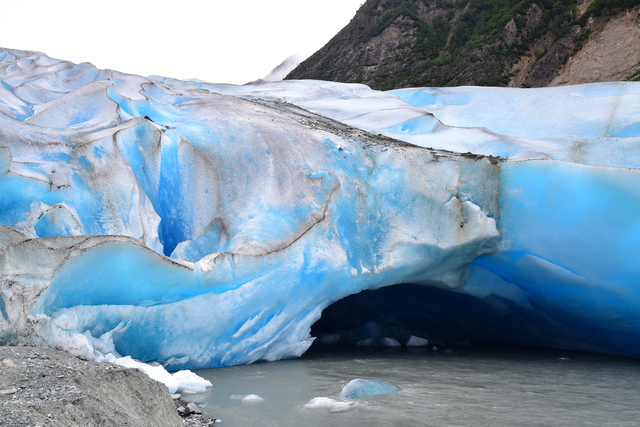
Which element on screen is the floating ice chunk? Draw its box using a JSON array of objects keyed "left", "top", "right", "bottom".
[
  {"left": 241, "top": 394, "right": 264, "bottom": 404},
  {"left": 380, "top": 337, "right": 401, "bottom": 347},
  {"left": 303, "top": 397, "right": 357, "bottom": 412},
  {"left": 339, "top": 379, "right": 401, "bottom": 399},
  {"left": 406, "top": 336, "right": 429, "bottom": 347}
]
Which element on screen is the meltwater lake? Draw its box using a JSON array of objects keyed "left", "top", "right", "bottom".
[{"left": 183, "top": 344, "right": 640, "bottom": 426}]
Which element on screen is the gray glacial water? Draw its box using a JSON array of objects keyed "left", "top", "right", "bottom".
[{"left": 183, "top": 344, "right": 640, "bottom": 426}]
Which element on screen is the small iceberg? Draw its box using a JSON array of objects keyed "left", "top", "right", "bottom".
[
  {"left": 339, "top": 378, "right": 401, "bottom": 399},
  {"left": 304, "top": 397, "right": 357, "bottom": 413},
  {"left": 406, "top": 335, "right": 429, "bottom": 347},
  {"left": 242, "top": 394, "right": 264, "bottom": 403},
  {"left": 230, "top": 394, "right": 265, "bottom": 403}
]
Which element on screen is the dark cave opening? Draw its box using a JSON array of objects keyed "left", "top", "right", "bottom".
[
  {"left": 309, "top": 283, "right": 535, "bottom": 350},
  {"left": 309, "top": 280, "right": 640, "bottom": 360}
]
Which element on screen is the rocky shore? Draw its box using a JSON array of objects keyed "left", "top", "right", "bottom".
[{"left": 0, "top": 346, "right": 217, "bottom": 426}]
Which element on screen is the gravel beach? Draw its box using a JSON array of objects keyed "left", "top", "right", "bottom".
[{"left": 0, "top": 346, "right": 217, "bottom": 426}]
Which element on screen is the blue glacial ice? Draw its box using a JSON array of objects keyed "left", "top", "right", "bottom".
[
  {"left": 303, "top": 378, "right": 400, "bottom": 414},
  {"left": 339, "top": 379, "right": 401, "bottom": 399},
  {"left": 1, "top": 48, "right": 640, "bottom": 377}
]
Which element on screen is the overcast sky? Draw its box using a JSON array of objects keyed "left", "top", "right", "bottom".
[{"left": 2, "top": 0, "right": 363, "bottom": 84}]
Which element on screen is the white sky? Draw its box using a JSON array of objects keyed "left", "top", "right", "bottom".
[{"left": 1, "top": 0, "right": 363, "bottom": 84}]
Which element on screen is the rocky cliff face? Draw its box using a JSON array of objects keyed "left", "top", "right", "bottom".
[
  {"left": 287, "top": 0, "right": 640, "bottom": 89},
  {"left": 550, "top": 6, "right": 640, "bottom": 85}
]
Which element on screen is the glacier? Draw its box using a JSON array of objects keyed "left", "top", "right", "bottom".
[{"left": 1, "top": 48, "right": 640, "bottom": 373}]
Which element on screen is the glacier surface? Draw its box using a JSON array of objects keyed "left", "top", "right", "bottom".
[{"left": 1, "top": 48, "right": 640, "bottom": 372}]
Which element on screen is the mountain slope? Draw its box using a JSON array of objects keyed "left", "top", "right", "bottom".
[{"left": 287, "top": 0, "right": 640, "bottom": 89}]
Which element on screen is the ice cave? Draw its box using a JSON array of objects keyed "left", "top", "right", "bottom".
[{"left": 1, "top": 48, "right": 640, "bottom": 377}]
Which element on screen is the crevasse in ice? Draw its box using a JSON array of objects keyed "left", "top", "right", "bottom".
[{"left": 1, "top": 48, "right": 640, "bottom": 370}]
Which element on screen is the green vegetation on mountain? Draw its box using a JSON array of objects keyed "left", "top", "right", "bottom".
[{"left": 287, "top": 0, "right": 640, "bottom": 89}]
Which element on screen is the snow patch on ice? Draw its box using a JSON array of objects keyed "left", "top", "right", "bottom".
[{"left": 105, "top": 355, "right": 212, "bottom": 394}]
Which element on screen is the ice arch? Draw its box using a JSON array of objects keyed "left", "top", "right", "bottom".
[{"left": 1, "top": 49, "right": 640, "bottom": 369}]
